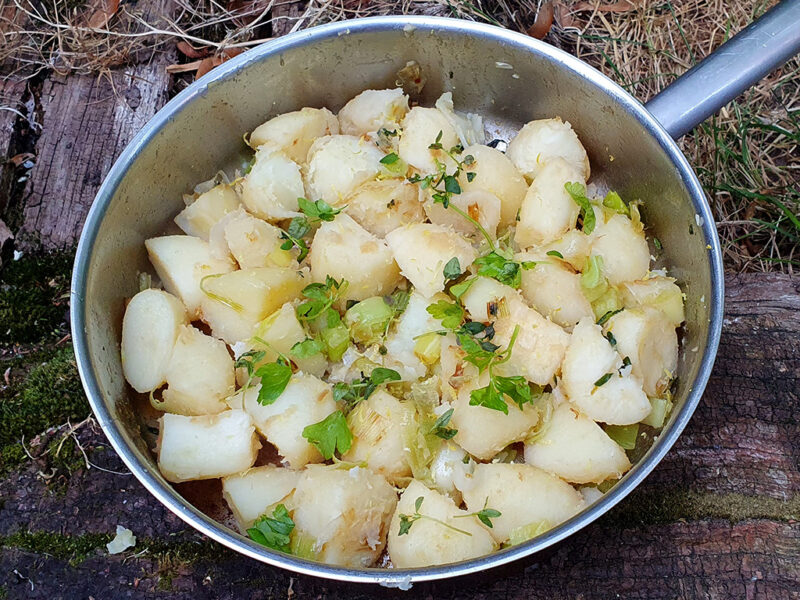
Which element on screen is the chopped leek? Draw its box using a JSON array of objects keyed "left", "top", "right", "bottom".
[
  {"left": 602, "top": 190, "right": 628, "bottom": 215},
  {"left": 580, "top": 255, "right": 608, "bottom": 302},
  {"left": 604, "top": 423, "right": 639, "bottom": 450},
  {"left": 507, "top": 520, "right": 551, "bottom": 546},
  {"left": 289, "top": 530, "right": 319, "bottom": 559},
  {"left": 321, "top": 323, "right": 350, "bottom": 362},
  {"left": 414, "top": 332, "right": 441, "bottom": 365},
  {"left": 641, "top": 396, "right": 672, "bottom": 428},
  {"left": 344, "top": 296, "right": 393, "bottom": 345}
]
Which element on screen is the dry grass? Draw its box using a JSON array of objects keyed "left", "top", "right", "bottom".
[{"left": 1, "top": 0, "right": 797, "bottom": 271}]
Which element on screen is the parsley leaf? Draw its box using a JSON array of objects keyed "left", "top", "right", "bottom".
[
  {"left": 234, "top": 350, "right": 266, "bottom": 379},
  {"left": 332, "top": 368, "right": 402, "bottom": 409},
  {"left": 564, "top": 182, "right": 597, "bottom": 235},
  {"left": 449, "top": 277, "right": 476, "bottom": 300},
  {"left": 247, "top": 504, "right": 294, "bottom": 552},
  {"left": 430, "top": 408, "right": 458, "bottom": 440},
  {"left": 602, "top": 190, "right": 628, "bottom": 215},
  {"left": 468, "top": 325, "right": 535, "bottom": 413},
  {"left": 296, "top": 276, "right": 348, "bottom": 322},
  {"left": 443, "top": 257, "right": 461, "bottom": 281},
  {"left": 256, "top": 359, "right": 292, "bottom": 405},
  {"left": 302, "top": 410, "right": 353, "bottom": 460},
  {"left": 426, "top": 299, "right": 465, "bottom": 330},
  {"left": 291, "top": 338, "right": 324, "bottom": 359},
  {"left": 475, "top": 251, "right": 522, "bottom": 288},
  {"left": 297, "top": 197, "right": 342, "bottom": 222}
]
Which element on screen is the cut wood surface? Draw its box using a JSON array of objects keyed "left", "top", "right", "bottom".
[
  {"left": 1, "top": 273, "right": 797, "bottom": 599},
  {"left": 0, "top": 1, "right": 798, "bottom": 597}
]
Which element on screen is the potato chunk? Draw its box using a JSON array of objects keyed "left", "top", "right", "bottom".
[
  {"left": 462, "top": 278, "right": 570, "bottom": 386},
  {"left": 606, "top": 307, "right": 678, "bottom": 396},
  {"left": 160, "top": 325, "right": 235, "bottom": 416},
  {"left": 223, "top": 209, "right": 296, "bottom": 269},
  {"left": 387, "top": 479, "right": 495, "bottom": 568},
  {"left": 458, "top": 463, "right": 585, "bottom": 543},
  {"left": 158, "top": 410, "right": 260, "bottom": 482},
  {"left": 451, "top": 375, "right": 540, "bottom": 460},
  {"left": 532, "top": 229, "right": 591, "bottom": 272},
  {"left": 524, "top": 403, "right": 630, "bottom": 484},
  {"left": 561, "top": 318, "right": 650, "bottom": 425},
  {"left": 507, "top": 117, "right": 590, "bottom": 182},
  {"left": 121, "top": 289, "right": 187, "bottom": 393},
  {"left": 304, "top": 135, "right": 384, "bottom": 205},
  {"left": 238, "top": 302, "right": 327, "bottom": 381},
  {"left": 382, "top": 292, "right": 442, "bottom": 380},
  {"left": 515, "top": 157, "right": 584, "bottom": 248},
  {"left": 343, "top": 180, "right": 425, "bottom": 237},
  {"left": 227, "top": 373, "right": 336, "bottom": 468},
  {"left": 398, "top": 107, "right": 459, "bottom": 174},
  {"left": 590, "top": 213, "right": 650, "bottom": 285},
  {"left": 145, "top": 235, "right": 234, "bottom": 317},
  {"left": 423, "top": 189, "right": 501, "bottom": 240},
  {"left": 239, "top": 145, "right": 305, "bottom": 221},
  {"left": 249, "top": 107, "right": 339, "bottom": 164},
  {"left": 222, "top": 466, "right": 299, "bottom": 529},
  {"left": 459, "top": 144, "right": 528, "bottom": 229},
  {"left": 292, "top": 465, "right": 397, "bottom": 567},
  {"left": 174, "top": 184, "right": 240, "bottom": 241},
  {"left": 385, "top": 223, "right": 477, "bottom": 298},
  {"left": 343, "top": 389, "right": 412, "bottom": 484},
  {"left": 309, "top": 213, "right": 400, "bottom": 304},
  {"left": 519, "top": 259, "right": 593, "bottom": 329},
  {"left": 620, "top": 276, "right": 685, "bottom": 326},
  {"left": 198, "top": 267, "right": 306, "bottom": 344},
  {"left": 337, "top": 88, "right": 409, "bottom": 136},
  {"left": 429, "top": 441, "right": 473, "bottom": 499}
]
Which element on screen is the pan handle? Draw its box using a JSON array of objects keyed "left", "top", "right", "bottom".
[{"left": 644, "top": 0, "right": 800, "bottom": 139}]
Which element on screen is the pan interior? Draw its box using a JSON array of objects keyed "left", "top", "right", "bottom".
[{"left": 77, "top": 18, "right": 716, "bottom": 581}]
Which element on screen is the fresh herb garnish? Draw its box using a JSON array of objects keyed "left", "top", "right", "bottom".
[
  {"left": 443, "top": 257, "right": 462, "bottom": 281},
  {"left": 255, "top": 358, "right": 293, "bottom": 405},
  {"left": 398, "top": 496, "right": 473, "bottom": 537},
  {"left": 593, "top": 372, "right": 613, "bottom": 388},
  {"left": 280, "top": 198, "right": 345, "bottom": 261},
  {"left": 474, "top": 250, "right": 534, "bottom": 289},
  {"left": 654, "top": 237, "right": 663, "bottom": 252},
  {"left": 332, "top": 367, "right": 402, "bottom": 409},
  {"left": 291, "top": 338, "right": 324, "bottom": 358},
  {"left": 302, "top": 410, "right": 353, "bottom": 460},
  {"left": 602, "top": 190, "right": 628, "bottom": 216},
  {"left": 469, "top": 325, "right": 535, "bottom": 414},
  {"left": 426, "top": 299, "right": 465, "bottom": 330},
  {"left": 564, "top": 182, "right": 597, "bottom": 235},
  {"left": 546, "top": 250, "right": 564, "bottom": 259},
  {"left": 247, "top": 504, "right": 294, "bottom": 552},
  {"left": 429, "top": 408, "right": 458, "bottom": 440},
  {"left": 596, "top": 308, "right": 623, "bottom": 326},
  {"left": 455, "top": 501, "right": 502, "bottom": 528},
  {"left": 604, "top": 330, "right": 617, "bottom": 347},
  {"left": 296, "top": 276, "right": 348, "bottom": 322},
  {"left": 379, "top": 152, "right": 408, "bottom": 175}
]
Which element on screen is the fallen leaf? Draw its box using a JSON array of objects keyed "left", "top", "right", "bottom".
[
  {"left": 166, "top": 60, "right": 204, "bottom": 74},
  {"left": 195, "top": 48, "right": 244, "bottom": 79},
  {"left": 527, "top": 1, "right": 554, "bottom": 39},
  {"left": 87, "top": 0, "right": 120, "bottom": 29},
  {"left": 177, "top": 41, "right": 210, "bottom": 59},
  {"left": 553, "top": 2, "right": 575, "bottom": 28},
  {"left": 573, "top": 0, "right": 645, "bottom": 13},
  {"left": 8, "top": 152, "right": 34, "bottom": 167}
]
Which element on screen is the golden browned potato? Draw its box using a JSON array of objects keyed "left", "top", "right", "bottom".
[
  {"left": 309, "top": 213, "right": 401, "bottom": 304},
  {"left": 524, "top": 403, "right": 631, "bottom": 484},
  {"left": 292, "top": 465, "right": 397, "bottom": 567},
  {"left": 249, "top": 107, "right": 339, "bottom": 164},
  {"left": 121, "top": 289, "right": 187, "bottom": 393},
  {"left": 157, "top": 410, "right": 260, "bottom": 483}
]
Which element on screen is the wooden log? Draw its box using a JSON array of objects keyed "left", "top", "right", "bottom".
[{"left": 0, "top": 273, "right": 797, "bottom": 599}]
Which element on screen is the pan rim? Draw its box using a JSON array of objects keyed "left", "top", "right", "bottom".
[{"left": 70, "top": 14, "right": 724, "bottom": 585}]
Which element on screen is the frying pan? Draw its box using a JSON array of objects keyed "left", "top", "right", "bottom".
[{"left": 71, "top": 1, "right": 800, "bottom": 585}]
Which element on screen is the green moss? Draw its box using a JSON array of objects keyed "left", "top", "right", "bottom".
[
  {"left": 0, "top": 346, "right": 88, "bottom": 471},
  {"left": 0, "top": 584, "right": 7, "bottom": 600},
  {"left": 604, "top": 489, "right": 800, "bottom": 528},
  {"left": 1, "top": 531, "right": 112, "bottom": 566},
  {"left": 0, "top": 251, "right": 73, "bottom": 346}
]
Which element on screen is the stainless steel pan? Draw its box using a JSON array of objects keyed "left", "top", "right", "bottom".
[{"left": 71, "top": 1, "right": 800, "bottom": 585}]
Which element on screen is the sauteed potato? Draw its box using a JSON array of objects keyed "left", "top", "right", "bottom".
[{"left": 121, "top": 88, "right": 683, "bottom": 568}]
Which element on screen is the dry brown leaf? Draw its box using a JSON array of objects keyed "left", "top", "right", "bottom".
[
  {"left": 195, "top": 56, "right": 223, "bottom": 79},
  {"left": 553, "top": 2, "right": 575, "bottom": 28},
  {"left": 166, "top": 60, "right": 204, "bottom": 74},
  {"left": 8, "top": 152, "right": 34, "bottom": 167},
  {"left": 87, "top": 0, "right": 120, "bottom": 29},
  {"left": 176, "top": 41, "right": 210, "bottom": 59},
  {"left": 527, "top": 1, "right": 554, "bottom": 39},
  {"left": 572, "top": 0, "right": 645, "bottom": 13}
]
